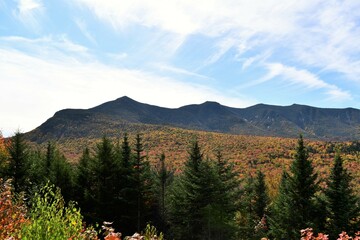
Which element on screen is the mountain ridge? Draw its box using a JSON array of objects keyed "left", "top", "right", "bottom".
[{"left": 26, "top": 96, "right": 360, "bottom": 142}]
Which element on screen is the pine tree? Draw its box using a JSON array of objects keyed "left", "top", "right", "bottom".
[
  {"left": 47, "top": 143, "right": 74, "bottom": 201},
  {"left": 169, "top": 141, "right": 234, "bottom": 240},
  {"left": 45, "top": 141, "right": 55, "bottom": 171},
  {"left": 93, "top": 136, "right": 120, "bottom": 222},
  {"left": 169, "top": 140, "right": 206, "bottom": 240},
  {"left": 6, "top": 131, "right": 29, "bottom": 193},
  {"left": 154, "top": 153, "right": 173, "bottom": 232},
  {"left": 325, "top": 152, "right": 360, "bottom": 238},
  {"left": 212, "top": 149, "right": 240, "bottom": 239},
  {"left": 133, "top": 134, "right": 155, "bottom": 232},
  {"left": 253, "top": 170, "right": 269, "bottom": 238},
  {"left": 269, "top": 135, "right": 319, "bottom": 239},
  {"left": 238, "top": 175, "right": 257, "bottom": 239},
  {"left": 117, "top": 133, "right": 137, "bottom": 235},
  {"left": 27, "top": 149, "right": 46, "bottom": 186},
  {"left": 254, "top": 170, "right": 269, "bottom": 221},
  {"left": 76, "top": 147, "right": 96, "bottom": 216}
]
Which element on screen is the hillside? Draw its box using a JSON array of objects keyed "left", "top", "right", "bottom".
[{"left": 26, "top": 96, "right": 360, "bottom": 142}]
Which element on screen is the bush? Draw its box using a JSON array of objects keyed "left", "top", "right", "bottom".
[
  {"left": 20, "top": 183, "right": 88, "bottom": 240},
  {"left": 0, "top": 178, "right": 28, "bottom": 240}
]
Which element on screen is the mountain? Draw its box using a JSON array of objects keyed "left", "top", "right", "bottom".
[{"left": 26, "top": 96, "right": 360, "bottom": 142}]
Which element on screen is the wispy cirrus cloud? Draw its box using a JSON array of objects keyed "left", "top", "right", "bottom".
[
  {"left": 260, "top": 63, "right": 352, "bottom": 101},
  {"left": 75, "top": 18, "right": 97, "bottom": 45},
  {"left": 12, "top": 0, "right": 44, "bottom": 32},
  {"left": 0, "top": 36, "right": 253, "bottom": 136},
  {"left": 73, "top": 0, "right": 360, "bottom": 83},
  {"left": 153, "top": 63, "right": 212, "bottom": 80}
]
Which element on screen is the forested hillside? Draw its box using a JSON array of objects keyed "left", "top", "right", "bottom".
[
  {"left": 1, "top": 131, "right": 359, "bottom": 239},
  {"left": 26, "top": 96, "right": 360, "bottom": 141}
]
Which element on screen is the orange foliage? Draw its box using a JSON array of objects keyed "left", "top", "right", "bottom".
[
  {"left": 32, "top": 127, "right": 360, "bottom": 196},
  {"left": 0, "top": 179, "right": 28, "bottom": 239}
]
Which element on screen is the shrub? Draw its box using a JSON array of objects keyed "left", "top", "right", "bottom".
[
  {"left": 0, "top": 178, "right": 28, "bottom": 240},
  {"left": 20, "top": 183, "right": 88, "bottom": 240}
]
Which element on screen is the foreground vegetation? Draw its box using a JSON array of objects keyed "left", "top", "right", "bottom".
[{"left": 0, "top": 131, "right": 359, "bottom": 239}]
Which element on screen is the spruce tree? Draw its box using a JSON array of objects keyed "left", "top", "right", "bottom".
[
  {"left": 325, "top": 153, "right": 360, "bottom": 238},
  {"left": 47, "top": 143, "right": 74, "bottom": 201},
  {"left": 133, "top": 134, "right": 155, "bottom": 232},
  {"left": 269, "top": 135, "right": 319, "bottom": 239},
  {"left": 118, "top": 133, "right": 137, "bottom": 235},
  {"left": 238, "top": 175, "right": 257, "bottom": 239},
  {"left": 169, "top": 140, "right": 206, "bottom": 240},
  {"left": 6, "top": 131, "right": 29, "bottom": 193},
  {"left": 213, "top": 150, "right": 240, "bottom": 239},
  {"left": 27, "top": 149, "right": 46, "bottom": 187},
  {"left": 254, "top": 170, "right": 269, "bottom": 221},
  {"left": 154, "top": 153, "right": 173, "bottom": 232},
  {"left": 169, "top": 141, "right": 232, "bottom": 240},
  {"left": 76, "top": 147, "right": 95, "bottom": 216},
  {"left": 93, "top": 136, "right": 120, "bottom": 222}
]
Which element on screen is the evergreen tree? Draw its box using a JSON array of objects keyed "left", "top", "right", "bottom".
[
  {"left": 212, "top": 150, "right": 240, "bottom": 239},
  {"left": 27, "top": 149, "right": 46, "bottom": 187},
  {"left": 169, "top": 141, "right": 234, "bottom": 240},
  {"left": 254, "top": 170, "right": 269, "bottom": 221},
  {"left": 269, "top": 135, "right": 319, "bottom": 239},
  {"left": 253, "top": 170, "right": 270, "bottom": 238},
  {"left": 238, "top": 175, "right": 257, "bottom": 239},
  {"left": 48, "top": 145, "right": 74, "bottom": 201},
  {"left": 133, "top": 134, "right": 155, "bottom": 232},
  {"left": 169, "top": 140, "right": 205, "bottom": 240},
  {"left": 6, "top": 131, "right": 29, "bottom": 193},
  {"left": 154, "top": 153, "right": 173, "bottom": 232},
  {"left": 118, "top": 133, "right": 137, "bottom": 235},
  {"left": 45, "top": 141, "right": 55, "bottom": 171},
  {"left": 93, "top": 136, "right": 120, "bottom": 222},
  {"left": 325, "top": 152, "right": 360, "bottom": 238},
  {"left": 75, "top": 147, "right": 96, "bottom": 217}
]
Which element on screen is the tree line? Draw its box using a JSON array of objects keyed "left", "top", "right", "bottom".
[{"left": 0, "top": 131, "right": 359, "bottom": 239}]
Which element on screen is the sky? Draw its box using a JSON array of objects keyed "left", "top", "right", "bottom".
[{"left": 1, "top": 0, "right": 360, "bottom": 137}]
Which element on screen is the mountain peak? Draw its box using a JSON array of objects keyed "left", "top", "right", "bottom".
[
  {"left": 28, "top": 97, "right": 360, "bottom": 142},
  {"left": 115, "top": 96, "right": 136, "bottom": 102},
  {"left": 202, "top": 101, "right": 221, "bottom": 106}
]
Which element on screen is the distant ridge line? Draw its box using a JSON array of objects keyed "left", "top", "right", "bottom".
[{"left": 26, "top": 96, "right": 360, "bottom": 142}]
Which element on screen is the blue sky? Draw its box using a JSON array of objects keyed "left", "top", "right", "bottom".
[{"left": 1, "top": 0, "right": 360, "bottom": 136}]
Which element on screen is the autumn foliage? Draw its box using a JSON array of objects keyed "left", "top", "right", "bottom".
[{"left": 0, "top": 178, "right": 28, "bottom": 240}]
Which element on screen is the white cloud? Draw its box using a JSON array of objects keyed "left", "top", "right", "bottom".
[
  {"left": 75, "top": 18, "right": 97, "bottom": 45},
  {"left": 72, "top": 0, "right": 360, "bottom": 81},
  {"left": 264, "top": 63, "right": 352, "bottom": 101},
  {"left": 0, "top": 37, "right": 253, "bottom": 136},
  {"left": 13, "top": 0, "right": 44, "bottom": 32},
  {"left": 153, "top": 63, "right": 212, "bottom": 80},
  {"left": 0, "top": 35, "right": 90, "bottom": 60},
  {"left": 240, "top": 51, "right": 272, "bottom": 70}
]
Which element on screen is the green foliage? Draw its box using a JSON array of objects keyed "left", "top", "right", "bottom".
[
  {"left": 5, "top": 131, "right": 30, "bottom": 193},
  {"left": 154, "top": 153, "right": 173, "bottom": 232},
  {"left": 133, "top": 134, "right": 156, "bottom": 232},
  {"left": 75, "top": 147, "right": 97, "bottom": 221},
  {"left": 325, "top": 153, "right": 360, "bottom": 238},
  {"left": 45, "top": 142, "right": 75, "bottom": 201},
  {"left": 142, "top": 224, "right": 164, "bottom": 240},
  {"left": 238, "top": 170, "right": 269, "bottom": 239},
  {"left": 269, "top": 135, "right": 320, "bottom": 239},
  {"left": 254, "top": 170, "right": 269, "bottom": 221},
  {"left": 20, "top": 183, "right": 85, "bottom": 240},
  {"left": 169, "top": 141, "right": 239, "bottom": 240}
]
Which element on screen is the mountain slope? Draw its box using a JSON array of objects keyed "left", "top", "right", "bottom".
[{"left": 26, "top": 96, "right": 360, "bottom": 142}]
